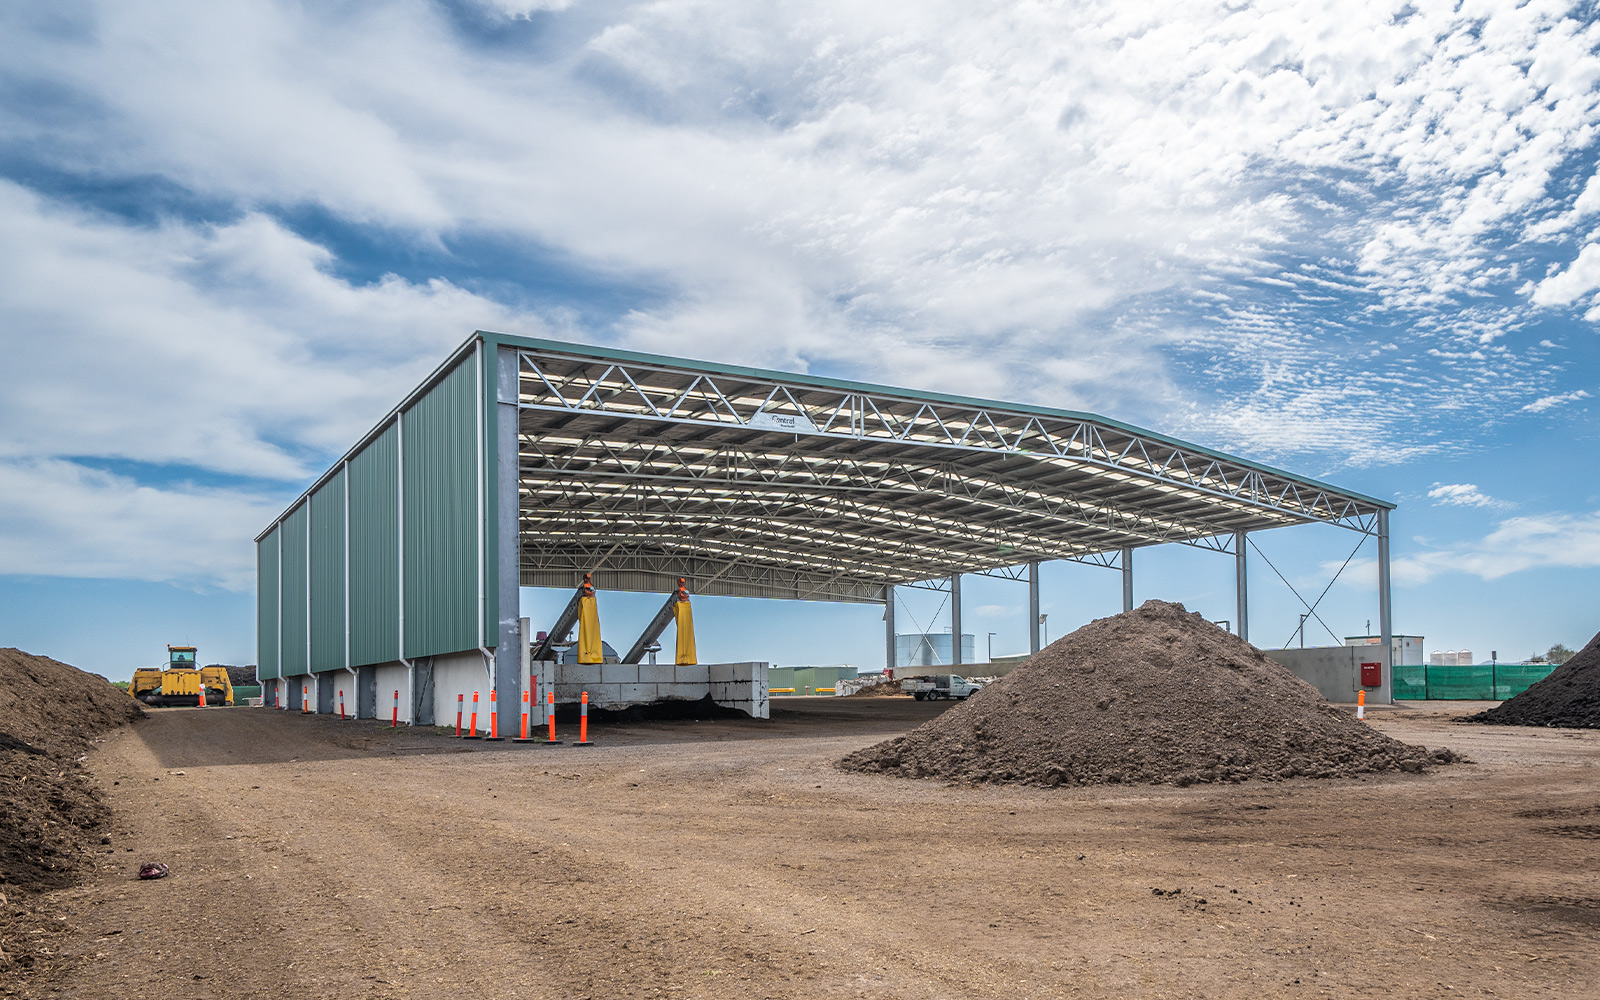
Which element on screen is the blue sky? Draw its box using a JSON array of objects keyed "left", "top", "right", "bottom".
[{"left": 2, "top": 0, "right": 1598, "bottom": 680}]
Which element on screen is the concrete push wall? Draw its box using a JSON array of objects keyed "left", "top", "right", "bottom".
[
  {"left": 265, "top": 655, "right": 771, "bottom": 723},
  {"left": 1263, "top": 646, "right": 1393, "bottom": 705},
  {"left": 430, "top": 650, "right": 496, "bottom": 735},
  {"left": 373, "top": 663, "right": 412, "bottom": 724},
  {"left": 552, "top": 661, "right": 769, "bottom": 719}
]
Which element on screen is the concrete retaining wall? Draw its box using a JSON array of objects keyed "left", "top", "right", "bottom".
[
  {"left": 1264, "top": 646, "right": 1393, "bottom": 705},
  {"left": 265, "top": 656, "right": 772, "bottom": 723},
  {"left": 282, "top": 674, "right": 312, "bottom": 712},
  {"left": 325, "top": 674, "right": 359, "bottom": 717},
  {"left": 373, "top": 664, "right": 412, "bottom": 724},
  {"left": 552, "top": 661, "right": 769, "bottom": 719},
  {"left": 430, "top": 650, "right": 496, "bottom": 735}
]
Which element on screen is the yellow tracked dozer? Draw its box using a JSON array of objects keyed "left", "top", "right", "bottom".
[{"left": 130, "top": 646, "right": 233, "bottom": 707}]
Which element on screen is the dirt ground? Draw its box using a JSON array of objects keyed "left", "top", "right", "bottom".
[{"left": 10, "top": 698, "right": 1600, "bottom": 999}]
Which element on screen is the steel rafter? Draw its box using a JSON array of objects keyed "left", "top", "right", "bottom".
[
  {"left": 504, "top": 342, "right": 1391, "bottom": 603},
  {"left": 514, "top": 350, "right": 1386, "bottom": 530}
]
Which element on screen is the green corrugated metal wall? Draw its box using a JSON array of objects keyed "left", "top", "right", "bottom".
[
  {"left": 347, "top": 425, "right": 399, "bottom": 666},
  {"left": 279, "top": 504, "right": 309, "bottom": 674},
  {"left": 402, "top": 357, "right": 480, "bottom": 659},
  {"left": 309, "top": 470, "right": 346, "bottom": 672},
  {"left": 257, "top": 342, "right": 492, "bottom": 672},
  {"left": 257, "top": 530, "right": 280, "bottom": 679}
]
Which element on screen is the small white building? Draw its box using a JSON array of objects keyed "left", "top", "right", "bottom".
[{"left": 1344, "top": 635, "right": 1424, "bottom": 665}]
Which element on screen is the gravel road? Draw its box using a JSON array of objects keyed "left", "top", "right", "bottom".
[{"left": 15, "top": 699, "right": 1600, "bottom": 999}]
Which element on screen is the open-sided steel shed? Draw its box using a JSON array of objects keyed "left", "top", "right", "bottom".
[{"left": 255, "top": 331, "right": 1396, "bottom": 719}]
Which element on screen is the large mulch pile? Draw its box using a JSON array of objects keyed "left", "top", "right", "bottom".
[
  {"left": 1467, "top": 629, "right": 1600, "bottom": 729},
  {"left": 845, "top": 678, "right": 907, "bottom": 697},
  {"left": 220, "top": 665, "right": 256, "bottom": 687},
  {"left": 1, "top": 648, "right": 142, "bottom": 973},
  {"left": 839, "top": 600, "right": 1457, "bottom": 787}
]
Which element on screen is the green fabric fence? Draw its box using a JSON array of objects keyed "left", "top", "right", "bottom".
[{"left": 1392, "top": 663, "right": 1556, "bottom": 700}]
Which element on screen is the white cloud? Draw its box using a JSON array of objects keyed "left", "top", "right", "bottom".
[
  {"left": 469, "top": 0, "right": 575, "bottom": 17},
  {"left": 0, "top": 459, "right": 278, "bottom": 589},
  {"left": 2, "top": 0, "right": 1600, "bottom": 592},
  {"left": 1531, "top": 243, "right": 1600, "bottom": 307},
  {"left": 0, "top": 180, "right": 552, "bottom": 587},
  {"left": 1522, "top": 388, "right": 1592, "bottom": 412},
  {"left": 1427, "top": 483, "right": 1512, "bottom": 510},
  {"left": 3, "top": 0, "right": 1596, "bottom": 413},
  {"left": 1387, "top": 511, "right": 1600, "bottom": 584}
]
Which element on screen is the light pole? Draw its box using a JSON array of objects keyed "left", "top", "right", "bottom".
[
  {"left": 1297, "top": 614, "right": 1309, "bottom": 648},
  {"left": 987, "top": 632, "right": 996, "bottom": 662},
  {"left": 1038, "top": 614, "right": 1048, "bottom": 646}
]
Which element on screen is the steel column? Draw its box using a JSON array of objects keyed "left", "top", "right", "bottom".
[
  {"left": 950, "top": 573, "right": 963, "bottom": 666},
  {"left": 884, "top": 584, "right": 896, "bottom": 671},
  {"left": 1121, "top": 546, "right": 1134, "bottom": 612},
  {"left": 493, "top": 346, "right": 523, "bottom": 719},
  {"left": 1235, "top": 530, "right": 1248, "bottom": 642},
  {"left": 1028, "top": 560, "right": 1041, "bottom": 654},
  {"left": 1378, "top": 508, "right": 1393, "bottom": 705}
]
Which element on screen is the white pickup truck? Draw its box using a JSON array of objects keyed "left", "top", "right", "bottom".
[{"left": 900, "top": 674, "right": 984, "bottom": 701}]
